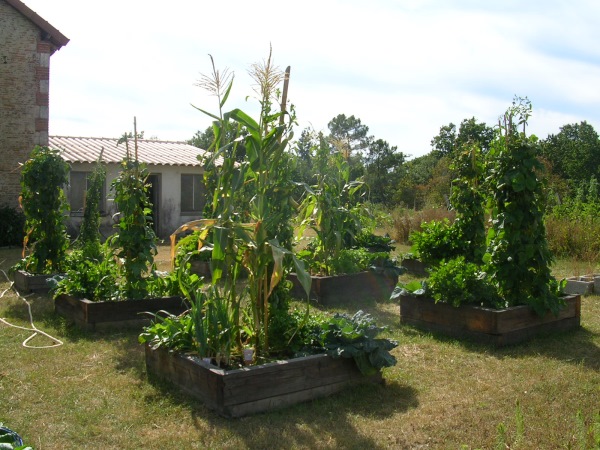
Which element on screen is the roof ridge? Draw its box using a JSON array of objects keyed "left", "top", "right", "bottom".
[
  {"left": 50, "top": 135, "right": 191, "bottom": 145},
  {"left": 5, "top": 0, "right": 69, "bottom": 50}
]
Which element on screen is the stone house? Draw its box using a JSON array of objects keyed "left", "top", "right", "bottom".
[
  {"left": 50, "top": 135, "right": 211, "bottom": 239},
  {"left": 0, "top": 0, "right": 69, "bottom": 208}
]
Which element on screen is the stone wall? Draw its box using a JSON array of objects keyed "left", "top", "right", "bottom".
[{"left": 0, "top": 0, "right": 55, "bottom": 208}]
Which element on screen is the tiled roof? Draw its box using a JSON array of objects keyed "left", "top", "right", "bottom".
[
  {"left": 6, "top": 0, "right": 69, "bottom": 50},
  {"left": 50, "top": 136, "right": 210, "bottom": 167}
]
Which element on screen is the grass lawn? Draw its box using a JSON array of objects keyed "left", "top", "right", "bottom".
[{"left": 1, "top": 246, "right": 599, "bottom": 449}]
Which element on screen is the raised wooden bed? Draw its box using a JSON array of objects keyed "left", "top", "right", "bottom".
[
  {"left": 190, "top": 260, "right": 211, "bottom": 279},
  {"left": 145, "top": 345, "right": 383, "bottom": 418},
  {"left": 399, "top": 293, "right": 581, "bottom": 346},
  {"left": 13, "top": 270, "right": 62, "bottom": 293},
  {"left": 55, "top": 294, "right": 188, "bottom": 331},
  {"left": 400, "top": 257, "right": 429, "bottom": 276},
  {"left": 288, "top": 269, "right": 398, "bottom": 305}
]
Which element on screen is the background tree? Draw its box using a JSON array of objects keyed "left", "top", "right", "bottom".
[
  {"left": 395, "top": 153, "right": 440, "bottom": 208},
  {"left": 540, "top": 121, "right": 600, "bottom": 186},
  {"left": 188, "top": 127, "right": 214, "bottom": 150},
  {"left": 363, "top": 139, "right": 405, "bottom": 206},
  {"left": 431, "top": 117, "right": 494, "bottom": 157},
  {"left": 327, "top": 114, "right": 369, "bottom": 180}
]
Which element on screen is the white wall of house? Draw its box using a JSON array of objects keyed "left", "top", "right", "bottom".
[{"left": 66, "top": 162, "right": 205, "bottom": 240}]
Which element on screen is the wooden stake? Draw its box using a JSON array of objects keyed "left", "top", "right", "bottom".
[{"left": 279, "top": 66, "right": 291, "bottom": 127}]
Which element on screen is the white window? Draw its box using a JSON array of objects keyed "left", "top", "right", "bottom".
[{"left": 181, "top": 174, "right": 205, "bottom": 214}]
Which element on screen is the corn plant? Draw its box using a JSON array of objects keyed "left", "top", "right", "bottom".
[
  {"left": 174, "top": 51, "right": 311, "bottom": 357},
  {"left": 296, "top": 154, "right": 367, "bottom": 275}
]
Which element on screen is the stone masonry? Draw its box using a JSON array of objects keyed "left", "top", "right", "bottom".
[{"left": 0, "top": 0, "right": 68, "bottom": 208}]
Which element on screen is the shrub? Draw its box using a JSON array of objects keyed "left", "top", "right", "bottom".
[
  {"left": 0, "top": 206, "right": 25, "bottom": 247},
  {"left": 409, "top": 218, "right": 462, "bottom": 265}
]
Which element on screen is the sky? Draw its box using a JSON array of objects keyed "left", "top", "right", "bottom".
[{"left": 22, "top": 0, "right": 600, "bottom": 159}]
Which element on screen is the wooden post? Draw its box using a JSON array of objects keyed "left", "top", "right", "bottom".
[{"left": 279, "top": 66, "right": 291, "bottom": 128}]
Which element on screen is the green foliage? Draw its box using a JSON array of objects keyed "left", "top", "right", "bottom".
[
  {"left": 52, "top": 245, "right": 184, "bottom": 301},
  {"left": 0, "top": 206, "right": 25, "bottom": 247},
  {"left": 327, "top": 248, "right": 392, "bottom": 276},
  {"left": 449, "top": 144, "right": 486, "bottom": 263},
  {"left": 139, "top": 311, "right": 194, "bottom": 352},
  {"left": 0, "top": 423, "right": 32, "bottom": 450},
  {"left": 545, "top": 176, "right": 600, "bottom": 260},
  {"left": 390, "top": 280, "right": 427, "bottom": 299},
  {"left": 185, "top": 50, "right": 311, "bottom": 357},
  {"left": 189, "top": 285, "right": 238, "bottom": 366},
  {"left": 427, "top": 256, "right": 503, "bottom": 308},
  {"left": 297, "top": 244, "right": 391, "bottom": 276},
  {"left": 51, "top": 245, "right": 120, "bottom": 301},
  {"left": 363, "top": 138, "right": 405, "bottom": 206},
  {"left": 173, "top": 231, "right": 212, "bottom": 268},
  {"left": 431, "top": 117, "right": 494, "bottom": 158},
  {"left": 540, "top": 121, "right": 600, "bottom": 186},
  {"left": 353, "top": 231, "right": 395, "bottom": 253},
  {"left": 18, "top": 146, "right": 70, "bottom": 274},
  {"left": 108, "top": 147, "right": 158, "bottom": 299},
  {"left": 75, "top": 155, "right": 106, "bottom": 259},
  {"left": 409, "top": 218, "right": 462, "bottom": 265},
  {"left": 327, "top": 113, "right": 369, "bottom": 179},
  {"left": 313, "top": 310, "right": 398, "bottom": 376},
  {"left": 267, "top": 305, "right": 328, "bottom": 357},
  {"left": 297, "top": 153, "right": 368, "bottom": 275},
  {"left": 483, "top": 97, "right": 562, "bottom": 315}
]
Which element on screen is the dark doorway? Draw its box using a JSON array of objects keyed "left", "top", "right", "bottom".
[{"left": 147, "top": 174, "right": 160, "bottom": 236}]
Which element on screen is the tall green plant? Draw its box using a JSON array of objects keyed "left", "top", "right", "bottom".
[
  {"left": 188, "top": 51, "right": 311, "bottom": 356},
  {"left": 76, "top": 153, "right": 106, "bottom": 259},
  {"left": 18, "top": 146, "right": 70, "bottom": 274},
  {"left": 297, "top": 154, "right": 367, "bottom": 275},
  {"left": 108, "top": 136, "right": 157, "bottom": 299},
  {"left": 483, "top": 97, "right": 561, "bottom": 315},
  {"left": 449, "top": 143, "right": 486, "bottom": 263}
]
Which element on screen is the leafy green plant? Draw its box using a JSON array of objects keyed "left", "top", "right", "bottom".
[
  {"left": 0, "top": 424, "right": 31, "bottom": 450},
  {"left": 189, "top": 285, "right": 238, "bottom": 366},
  {"left": 51, "top": 244, "right": 120, "bottom": 301},
  {"left": 107, "top": 135, "right": 158, "bottom": 299},
  {"left": 17, "top": 146, "right": 70, "bottom": 274},
  {"left": 427, "top": 256, "right": 503, "bottom": 308},
  {"left": 314, "top": 310, "right": 397, "bottom": 376},
  {"left": 483, "top": 97, "right": 562, "bottom": 315},
  {"left": 409, "top": 218, "right": 462, "bottom": 265},
  {"left": 267, "top": 305, "right": 328, "bottom": 357},
  {"left": 173, "top": 231, "right": 212, "bottom": 268},
  {"left": 449, "top": 143, "right": 486, "bottom": 263},
  {"left": 139, "top": 311, "right": 194, "bottom": 352}
]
